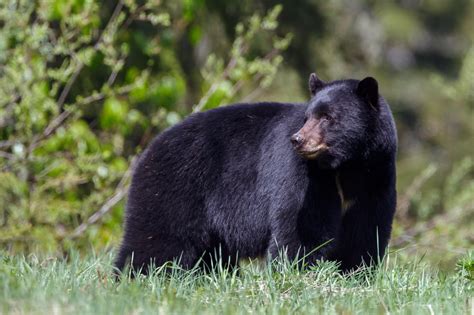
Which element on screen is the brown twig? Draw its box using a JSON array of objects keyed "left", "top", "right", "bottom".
[
  {"left": 55, "top": 62, "right": 85, "bottom": 111},
  {"left": 240, "top": 48, "right": 280, "bottom": 102},
  {"left": 0, "top": 95, "right": 19, "bottom": 129},
  {"left": 28, "top": 0, "right": 126, "bottom": 153},
  {"left": 396, "top": 165, "right": 437, "bottom": 221},
  {"left": 68, "top": 155, "right": 138, "bottom": 239},
  {"left": 77, "top": 84, "right": 135, "bottom": 107},
  {"left": 193, "top": 42, "right": 249, "bottom": 113},
  {"left": 0, "top": 151, "right": 15, "bottom": 160},
  {"left": 391, "top": 203, "right": 473, "bottom": 247},
  {"left": 122, "top": 3, "right": 148, "bottom": 29},
  {"left": 0, "top": 141, "right": 15, "bottom": 149},
  {"left": 194, "top": 42, "right": 281, "bottom": 112}
]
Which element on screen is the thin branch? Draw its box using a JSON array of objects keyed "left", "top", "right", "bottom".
[
  {"left": 0, "top": 94, "right": 19, "bottom": 128},
  {"left": 0, "top": 141, "right": 15, "bottom": 149},
  {"left": 28, "top": 79, "right": 134, "bottom": 154},
  {"left": 28, "top": 0, "right": 126, "bottom": 153},
  {"left": 239, "top": 49, "right": 280, "bottom": 103},
  {"left": 68, "top": 156, "right": 138, "bottom": 239},
  {"left": 77, "top": 84, "right": 135, "bottom": 107},
  {"left": 396, "top": 165, "right": 437, "bottom": 221},
  {"left": 55, "top": 62, "right": 85, "bottom": 111},
  {"left": 55, "top": 0, "right": 124, "bottom": 110},
  {"left": 106, "top": 55, "right": 126, "bottom": 86},
  {"left": 193, "top": 43, "right": 248, "bottom": 113},
  {"left": 122, "top": 3, "right": 147, "bottom": 29},
  {"left": 93, "top": 0, "right": 125, "bottom": 52},
  {"left": 0, "top": 151, "right": 15, "bottom": 160},
  {"left": 194, "top": 44, "right": 280, "bottom": 112},
  {"left": 391, "top": 203, "right": 473, "bottom": 247}
]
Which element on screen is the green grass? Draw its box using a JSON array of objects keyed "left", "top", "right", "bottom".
[{"left": 0, "top": 251, "right": 472, "bottom": 314}]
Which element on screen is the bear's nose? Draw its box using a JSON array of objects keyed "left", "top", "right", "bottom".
[{"left": 290, "top": 133, "right": 304, "bottom": 147}]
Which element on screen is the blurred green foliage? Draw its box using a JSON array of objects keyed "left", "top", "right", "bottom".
[
  {"left": 0, "top": 0, "right": 472, "bottom": 266},
  {"left": 0, "top": 0, "right": 290, "bottom": 252}
]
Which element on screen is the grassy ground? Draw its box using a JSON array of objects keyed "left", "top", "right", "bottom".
[{"left": 1, "top": 251, "right": 473, "bottom": 315}]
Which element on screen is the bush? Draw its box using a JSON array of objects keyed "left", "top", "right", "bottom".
[{"left": 0, "top": 1, "right": 289, "bottom": 252}]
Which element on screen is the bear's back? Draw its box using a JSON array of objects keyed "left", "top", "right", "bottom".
[{"left": 136, "top": 102, "right": 305, "bottom": 180}]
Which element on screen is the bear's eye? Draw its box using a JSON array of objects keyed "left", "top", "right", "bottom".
[{"left": 319, "top": 113, "right": 332, "bottom": 122}]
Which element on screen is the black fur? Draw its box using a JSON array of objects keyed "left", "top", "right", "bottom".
[{"left": 115, "top": 76, "right": 397, "bottom": 274}]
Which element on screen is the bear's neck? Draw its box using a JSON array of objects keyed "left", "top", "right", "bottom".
[
  {"left": 335, "top": 155, "right": 396, "bottom": 214},
  {"left": 335, "top": 172, "right": 354, "bottom": 216}
]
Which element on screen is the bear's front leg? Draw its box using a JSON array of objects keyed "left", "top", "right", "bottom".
[
  {"left": 267, "top": 207, "right": 337, "bottom": 266},
  {"left": 267, "top": 230, "right": 332, "bottom": 266},
  {"left": 267, "top": 203, "right": 307, "bottom": 264},
  {"left": 332, "top": 166, "right": 397, "bottom": 272},
  {"left": 268, "top": 224, "right": 305, "bottom": 263},
  {"left": 334, "top": 198, "right": 395, "bottom": 272}
]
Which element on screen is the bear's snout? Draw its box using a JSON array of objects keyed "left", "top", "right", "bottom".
[
  {"left": 290, "top": 133, "right": 304, "bottom": 148},
  {"left": 291, "top": 123, "right": 328, "bottom": 159}
]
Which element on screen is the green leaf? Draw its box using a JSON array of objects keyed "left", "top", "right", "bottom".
[{"left": 100, "top": 98, "right": 128, "bottom": 130}]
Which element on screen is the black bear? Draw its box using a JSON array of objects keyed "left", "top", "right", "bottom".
[{"left": 115, "top": 73, "right": 397, "bottom": 274}]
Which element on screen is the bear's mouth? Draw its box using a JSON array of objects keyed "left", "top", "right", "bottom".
[{"left": 297, "top": 144, "right": 329, "bottom": 159}]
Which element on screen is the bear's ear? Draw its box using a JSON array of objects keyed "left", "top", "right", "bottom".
[
  {"left": 356, "top": 77, "right": 379, "bottom": 109},
  {"left": 309, "top": 73, "right": 325, "bottom": 97}
]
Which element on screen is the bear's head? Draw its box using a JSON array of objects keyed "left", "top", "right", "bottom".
[{"left": 291, "top": 73, "right": 383, "bottom": 169}]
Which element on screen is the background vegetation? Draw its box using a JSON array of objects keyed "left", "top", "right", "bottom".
[{"left": 0, "top": 0, "right": 472, "bottom": 271}]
